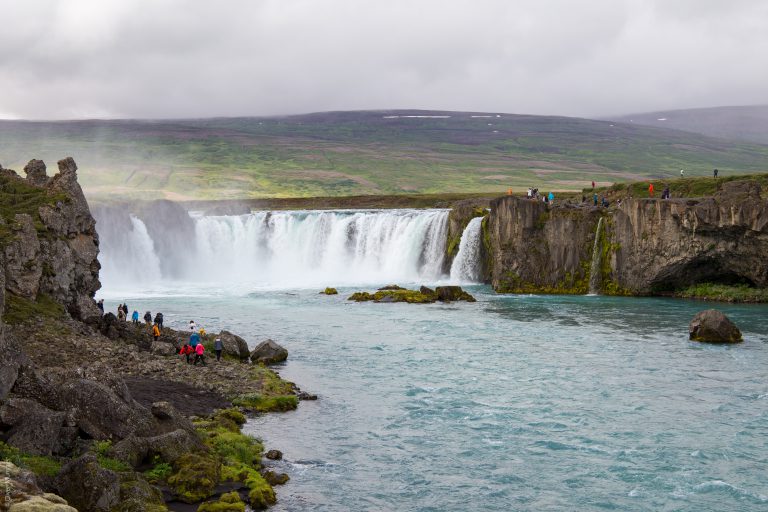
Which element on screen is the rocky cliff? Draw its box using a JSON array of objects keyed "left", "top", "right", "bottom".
[
  {"left": 486, "top": 179, "right": 768, "bottom": 295},
  {"left": 1, "top": 158, "right": 101, "bottom": 321}
]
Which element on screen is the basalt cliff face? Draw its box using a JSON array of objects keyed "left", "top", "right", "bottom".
[
  {"left": 1, "top": 157, "right": 101, "bottom": 321},
  {"left": 486, "top": 180, "right": 768, "bottom": 295}
]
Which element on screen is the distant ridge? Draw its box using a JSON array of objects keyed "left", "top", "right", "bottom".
[
  {"left": 609, "top": 105, "right": 768, "bottom": 144},
  {"left": 1, "top": 110, "right": 767, "bottom": 200}
]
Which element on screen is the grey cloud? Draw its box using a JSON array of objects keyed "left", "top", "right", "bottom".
[{"left": 0, "top": 0, "right": 766, "bottom": 119}]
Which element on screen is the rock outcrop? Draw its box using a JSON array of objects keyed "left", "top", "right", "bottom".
[
  {"left": 1, "top": 158, "right": 101, "bottom": 320},
  {"left": 486, "top": 179, "right": 768, "bottom": 295},
  {"left": 251, "top": 339, "right": 288, "bottom": 365},
  {"left": 689, "top": 309, "right": 743, "bottom": 343}
]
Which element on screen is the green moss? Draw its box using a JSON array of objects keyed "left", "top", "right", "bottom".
[
  {"left": 98, "top": 455, "right": 132, "bottom": 472},
  {"left": 0, "top": 442, "right": 63, "bottom": 477},
  {"left": 3, "top": 292, "right": 65, "bottom": 325},
  {"left": 246, "top": 471, "right": 277, "bottom": 510},
  {"left": 0, "top": 173, "right": 69, "bottom": 244},
  {"left": 168, "top": 453, "right": 222, "bottom": 503},
  {"left": 231, "top": 394, "right": 298, "bottom": 412},
  {"left": 143, "top": 462, "right": 173, "bottom": 483},
  {"left": 198, "top": 492, "right": 246, "bottom": 512},
  {"left": 674, "top": 283, "right": 768, "bottom": 303},
  {"left": 348, "top": 291, "right": 374, "bottom": 301},
  {"left": 321, "top": 287, "right": 338, "bottom": 295}
]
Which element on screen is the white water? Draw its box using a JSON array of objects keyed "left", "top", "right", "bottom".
[
  {"left": 449, "top": 217, "right": 484, "bottom": 283},
  {"left": 588, "top": 217, "right": 605, "bottom": 295},
  {"left": 97, "top": 209, "right": 451, "bottom": 292},
  {"left": 99, "top": 215, "right": 162, "bottom": 290}
]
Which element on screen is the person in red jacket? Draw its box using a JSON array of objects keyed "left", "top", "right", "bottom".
[
  {"left": 180, "top": 343, "right": 193, "bottom": 364},
  {"left": 648, "top": 183, "right": 654, "bottom": 197}
]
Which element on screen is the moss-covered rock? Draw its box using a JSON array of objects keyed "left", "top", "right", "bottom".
[
  {"left": 321, "top": 287, "right": 338, "bottom": 295},
  {"left": 167, "top": 453, "right": 221, "bottom": 503},
  {"left": 197, "top": 492, "right": 245, "bottom": 512},
  {"left": 262, "top": 470, "right": 290, "bottom": 486}
]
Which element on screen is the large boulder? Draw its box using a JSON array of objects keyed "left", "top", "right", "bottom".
[
  {"left": 218, "top": 330, "right": 251, "bottom": 360},
  {"left": 55, "top": 454, "right": 120, "bottom": 512},
  {"left": 250, "top": 339, "right": 288, "bottom": 365},
  {"left": 689, "top": 309, "right": 743, "bottom": 343},
  {"left": 0, "top": 398, "right": 66, "bottom": 456},
  {"left": 23, "top": 159, "right": 49, "bottom": 187},
  {"left": 0, "top": 461, "right": 76, "bottom": 511}
]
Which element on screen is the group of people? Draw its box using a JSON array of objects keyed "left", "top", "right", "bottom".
[
  {"left": 526, "top": 188, "right": 556, "bottom": 204},
  {"left": 95, "top": 300, "right": 164, "bottom": 341},
  {"left": 178, "top": 320, "right": 225, "bottom": 366}
]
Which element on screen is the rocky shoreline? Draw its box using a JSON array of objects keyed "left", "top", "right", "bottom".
[{"left": 1, "top": 158, "right": 305, "bottom": 511}]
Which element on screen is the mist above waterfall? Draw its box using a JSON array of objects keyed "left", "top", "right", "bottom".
[{"left": 94, "top": 207, "right": 453, "bottom": 294}]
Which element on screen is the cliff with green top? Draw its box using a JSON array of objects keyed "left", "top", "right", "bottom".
[{"left": 484, "top": 179, "right": 768, "bottom": 298}]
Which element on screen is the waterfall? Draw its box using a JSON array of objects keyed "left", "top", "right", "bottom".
[
  {"left": 588, "top": 217, "right": 605, "bottom": 295},
  {"left": 98, "top": 215, "right": 163, "bottom": 289},
  {"left": 96, "top": 208, "right": 452, "bottom": 291},
  {"left": 449, "top": 217, "right": 484, "bottom": 283}
]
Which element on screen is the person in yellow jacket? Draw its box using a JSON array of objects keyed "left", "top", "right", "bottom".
[{"left": 152, "top": 323, "right": 161, "bottom": 341}]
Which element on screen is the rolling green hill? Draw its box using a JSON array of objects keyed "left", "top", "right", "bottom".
[{"left": 1, "top": 110, "right": 767, "bottom": 200}]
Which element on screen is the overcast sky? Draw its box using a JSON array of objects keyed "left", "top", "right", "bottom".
[{"left": 1, "top": 0, "right": 767, "bottom": 120}]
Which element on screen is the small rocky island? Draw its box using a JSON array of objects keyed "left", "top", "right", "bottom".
[
  {"left": 348, "top": 285, "right": 476, "bottom": 303},
  {"left": 0, "top": 159, "right": 302, "bottom": 511}
]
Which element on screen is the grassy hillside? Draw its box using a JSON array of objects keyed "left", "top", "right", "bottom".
[
  {"left": 1, "top": 110, "right": 767, "bottom": 200},
  {"left": 610, "top": 105, "right": 768, "bottom": 145}
]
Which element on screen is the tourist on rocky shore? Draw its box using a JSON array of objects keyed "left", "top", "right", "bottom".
[
  {"left": 97, "top": 299, "right": 104, "bottom": 314},
  {"left": 154, "top": 312, "right": 164, "bottom": 329},
  {"left": 649, "top": 183, "right": 654, "bottom": 197},
  {"left": 152, "top": 323, "right": 161, "bottom": 341},
  {"left": 117, "top": 304, "right": 126, "bottom": 321},
  {"left": 122, "top": 303, "right": 128, "bottom": 318},
  {"left": 194, "top": 342, "right": 207, "bottom": 366},
  {"left": 131, "top": 310, "right": 139, "bottom": 325},
  {"left": 214, "top": 337, "right": 223, "bottom": 361},
  {"left": 180, "top": 343, "right": 193, "bottom": 364},
  {"left": 190, "top": 330, "right": 201, "bottom": 348},
  {"left": 143, "top": 311, "right": 152, "bottom": 326},
  {"left": 189, "top": 320, "right": 196, "bottom": 332}
]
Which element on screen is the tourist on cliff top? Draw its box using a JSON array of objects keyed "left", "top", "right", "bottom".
[
  {"left": 131, "top": 310, "right": 139, "bottom": 325},
  {"left": 194, "top": 343, "right": 207, "bottom": 366},
  {"left": 152, "top": 323, "right": 161, "bottom": 341},
  {"left": 593, "top": 193, "right": 598, "bottom": 206},
  {"left": 548, "top": 192, "right": 555, "bottom": 204},
  {"left": 591, "top": 180, "right": 595, "bottom": 190},
  {"left": 154, "top": 312, "right": 164, "bottom": 329},
  {"left": 214, "top": 337, "right": 224, "bottom": 361},
  {"left": 662, "top": 186, "right": 670, "bottom": 199},
  {"left": 680, "top": 169, "right": 685, "bottom": 177},
  {"left": 143, "top": 311, "right": 152, "bottom": 326},
  {"left": 649, "top": 183, "right": 654, "bottom": 197},
  {"left": 117, "top": 306, "right": 126, "bottom": 322},
  {"left": 714, "top": 168, "right": 719, "bottom": 178}
]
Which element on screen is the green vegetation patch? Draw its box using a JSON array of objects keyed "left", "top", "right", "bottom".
[
  {"left": 348, "top": 289, "right": 437, "bottom": 303},
  {"left": 3, "top": 292, "right": 65, "bottom": 325},
  {"left": 321, "top": 287, "right": 338, "bottom": 295},
  {"left": 231, "top": 394, "right": 298, "bottom": 413},
  {"left": 0, "top": 442, "right": 63, "bottom": 477},
  {"left": 0, "top": 172, "right": 68, "bottom": 244},
  {"left": 675, "top": 283, "right": 768, "bottom": 303},
  {"left": 198, "top": 491, "right": 246, "bottom": 512}
]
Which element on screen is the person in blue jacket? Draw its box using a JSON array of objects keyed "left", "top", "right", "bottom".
[
  {"left": 131, "top": 310, "right": 139, "bottom": 325},
  {"left": 190, "top": 331, "right": 201, "bottom": 348}
]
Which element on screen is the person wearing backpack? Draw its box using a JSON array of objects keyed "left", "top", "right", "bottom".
[
  {"left": 143, "top": 311, "right": 152, "bottom": 326},
  {"left": 131, "top": 310, "right": 139, "bottom": 325},
  {"left": 214, "top": 337, "right": 224, "bottom": 361},
  {"left": 154, "top": 312, "right": 164, "bottom": 330}
]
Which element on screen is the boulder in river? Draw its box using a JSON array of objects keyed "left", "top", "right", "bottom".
[
  {"left": 251, "top": 339, "right": 288, "bottom": 365},
  {"left": 435, "top": 286, "right": 477, "bottom": 302},
  {"left": 689, "top": 309, "right": 743, "bottom": 343},
  {"left": 321, "top": 287, "right": 338, "bottom": 295}
]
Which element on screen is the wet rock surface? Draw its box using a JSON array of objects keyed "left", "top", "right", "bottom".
[{"left": 689, "top": 309, "right": 743, "bottom": 343}]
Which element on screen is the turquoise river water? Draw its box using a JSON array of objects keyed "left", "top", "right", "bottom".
[{"left": 102, "top": 286, "right": 768, "bottom": 512}]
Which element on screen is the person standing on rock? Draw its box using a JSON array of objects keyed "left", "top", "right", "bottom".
[
  {"left": 648, "top": 183, "right": 654, "bottom": 197},
  {"left": 154, "top": 312, "right": 164, "bottom": 330},
  {"left": 190, "top": 331, "right": 201, "bottom": 349},
  {"left": 180, "top": 343, "right": 193, "bottom": 364},
  {"left": 593, "top": 193, "right": 598, "bottom": 206},
  {"left": 117, "top": 305, "right": 126, "bottom": 322},
  {"left": 131, "top": 310, "right": 139, "bottom": 325},
  {"left": 189, "top": 320, "right": 196, "bottom": 333},
  {"left": 152, "top": 323, "right": 161, "bottom": 341},
  {"left": 122, "top": 303, "right": 128, "bottom": 318},
  {"left": 143, "top": 311, "right": 152, "bottom": 326},
  {"left": 97, "top": 299, "right": 104, "bottom": 314},
  {"left": 193, "top": 342, "right": 207, "bottom": 366},
  {"left": 214, "top": 337, "right": 224, "bottom": 361}
]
